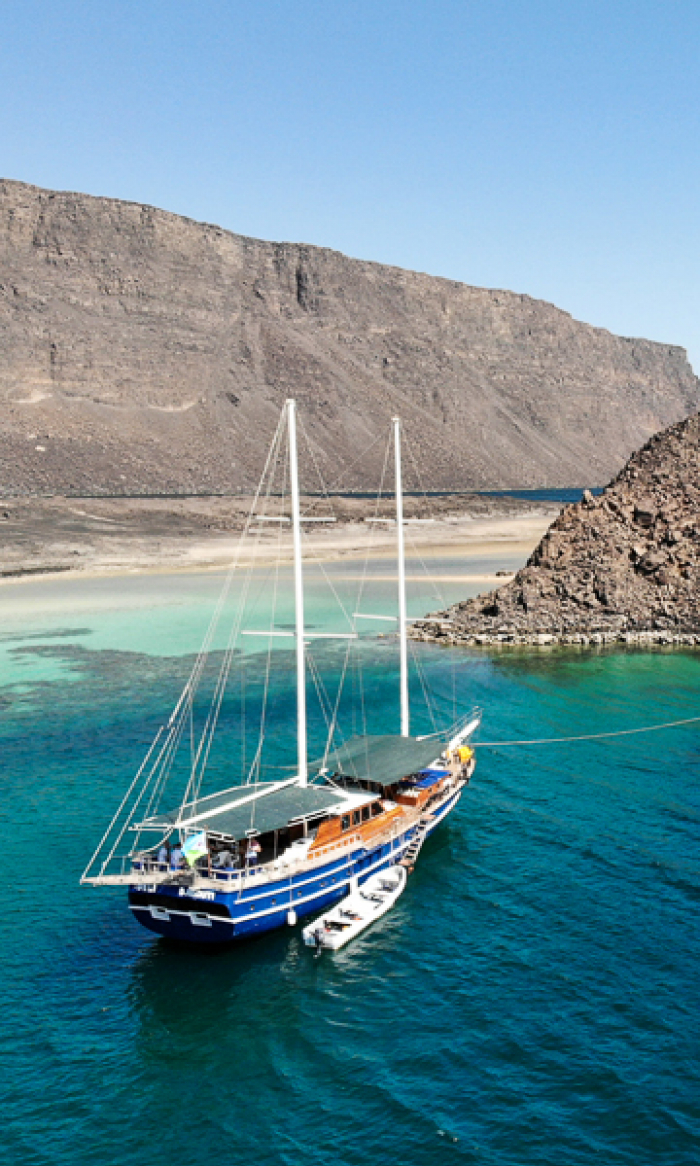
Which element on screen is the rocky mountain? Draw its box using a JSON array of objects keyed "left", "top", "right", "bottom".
[
  {"left": 413, "top": 411, "right": 700, "bottom": 646},
  {"left": 0, "top": 178, "right": 698, "bottom": 496}
]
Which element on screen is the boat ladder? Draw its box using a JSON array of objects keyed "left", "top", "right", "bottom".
[{"left": 399, "top": 813, "right": 435, "bottom": 870}]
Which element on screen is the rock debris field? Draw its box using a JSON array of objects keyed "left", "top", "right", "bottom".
[{"left": 413, "top": 411, "right": 700, "bottom": 647}]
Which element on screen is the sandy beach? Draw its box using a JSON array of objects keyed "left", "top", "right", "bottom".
[{"left": 0, "top": 493, "right": 558, "bottom": 587}]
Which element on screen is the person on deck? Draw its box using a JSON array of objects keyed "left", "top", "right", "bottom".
[
  {"left": 213, "top": 848, "right": 233, "bottom": 869},
  {"left": 247, "top": 838, "right": 262, "bottom": 866},
  {"left": 157, "top": 842, "right": 170, "bottom": 869},
  {"left": 170, "top": 842, "right": 184, "bottom": 869}
]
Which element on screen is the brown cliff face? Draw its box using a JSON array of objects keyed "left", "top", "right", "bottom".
[
  {"left": 0, "top": 177, "right": 698, "bottom": 496},
  {"left": 414, "top": 412, "right": 700, "bottom": 645}
]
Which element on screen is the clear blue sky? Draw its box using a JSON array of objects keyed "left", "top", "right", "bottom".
[{"left": 2, "top": 1, "right": 699, "bottom": 370}]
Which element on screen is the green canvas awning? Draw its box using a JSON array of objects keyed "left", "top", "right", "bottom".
[
  {"left": 314, "top": 734, "right": 446, "bottom": 788},
  {"left": 136, "top": 780, "right": 347, "bottom": 841}
]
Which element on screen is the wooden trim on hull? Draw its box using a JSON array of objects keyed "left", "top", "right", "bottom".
[{"left": 127, "top": 786, "right": 464, "bottom": 945}]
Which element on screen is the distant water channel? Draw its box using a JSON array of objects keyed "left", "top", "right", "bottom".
[{"left": 1, "top": 553, "right": 698, "bottom": 1166}]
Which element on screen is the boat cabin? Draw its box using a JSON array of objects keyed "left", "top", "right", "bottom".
[{"left": 129, "top": 732, "right": 461, "bottom": 881}]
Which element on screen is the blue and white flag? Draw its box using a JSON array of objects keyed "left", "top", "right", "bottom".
[{"left": 182, "top": 831, "right": 208, "bottom": 867}]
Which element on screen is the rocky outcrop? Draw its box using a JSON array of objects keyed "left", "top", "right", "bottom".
[
  {"left": 1, "top": 178, "right": 699, "bottom": 495},
  {"left": 413, "top": 412, "right": 700, "bottom": 646}
]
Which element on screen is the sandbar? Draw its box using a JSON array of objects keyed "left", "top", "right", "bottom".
[{"left": 0, "top": 494, "right": 558, "bottom": 588}]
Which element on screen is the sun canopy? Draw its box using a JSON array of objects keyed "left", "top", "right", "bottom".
[
  {"left": 136, "top": 780, "right": 347, "bottom": 841},
  {"left": 315, "top": 734, "right": 446, "bottom": 788}
]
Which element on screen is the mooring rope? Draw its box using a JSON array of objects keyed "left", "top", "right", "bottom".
[{"left": 473, "top": 715, "right": 700, "bottom": 747}]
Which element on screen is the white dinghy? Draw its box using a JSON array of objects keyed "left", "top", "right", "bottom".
[{"left": 303, "top": 864, "right": 407, "bottom": 952}]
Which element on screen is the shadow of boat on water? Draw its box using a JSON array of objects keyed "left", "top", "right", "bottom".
[{"left": 125, "top": 925, "right": 315, "bottom": 1065}]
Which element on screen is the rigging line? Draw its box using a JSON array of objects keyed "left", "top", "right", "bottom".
[
  {"left": 296, "top": 412, "right": 336, "bottom": 514},
  {"left": 354, "top": 429, "right": 393, "bottom": 618},
  {"left": 173, "top": 408, "right": 288, "bottom": 810},
  {"left": 474, "top": 716, "right": 700, "bottom": 747},
  {"left": 134, "top": 708, "right": 202, "bottom": 843},
  {"left": 177, "top": 407, "right": 285, "bottom": 715},
  {"left": 254, "top": 454, "right": 288, "bottom": 780},
  {"left": 306, "top": 650, "right": 335, "bottom": 737},
  {"left": 401, "top": 436, "right": 458, "bottom": 611},
  {"left": 296, "top": 412, "right": 375, "bottom": 630},
  {"left": 251, "top": 429, "right": 288, "bottom": 787},
  {"left": 403, "top": 434, "right": 461, "bottom": 726},
  {"left": 322, "top": 636, "right": 354, "bottom": 767},
  {"left": 245, "top": 736, "right": 265, "bottom": 785},
  {"left": 180, "top": 401, "right": 287, "bottom": 750},
  {"left": 298, "top": 430, "right": 387, "bottom": 509},
  {"left": 299, "top": 417, "right": 391, "bottom": 766},
  {"left": 294, "top": 463, "right": 359, "bottom": 654},
  {"left": 187, "top": 413, "right": 287, "bottom": 802},
  {"left": 198, "top": 415, "right": 290, "bottom": 783},
  {"left": 357, "top": 430, "right": 394, "bottom": 770},
  {"left": 139, "top": 709, "right": 192, "bottom": 827},
  {"left": 131, "top": 671, "right": 211, "bottom": 837},
  {"left": 138, "top": 722, "right": 188, "bottom": 829},
  {"left": 404, "top": 527, "right": 448, "bottom": 605},
  {"left": 405, "top": 636, "right": 468, "bottom": 731},
  {"left": 144, "top": 672, "right": 210, "bottom": 823},
  {"left": 303, "top": 551, "right": 355, "bottom": 627},
  {"left": 124, "top": 720, "right": 193, "bottom": 858},
  {"left": 241, "top": 651, "right": 246, "bottom": 780},
  {"left": 140, "top": 659, "right": 224, "bottom": 820},
  {"left": 407, "top": 638, "right": 440, "bottom": 733},
  {"left": 81, "top": 725, "right": 165, "bottom": 879}
]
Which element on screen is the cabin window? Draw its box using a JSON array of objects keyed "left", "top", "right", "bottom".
[
  {"left": 371, "top": 802, "right": 382, "bottom": 817},
  {"left": 341, "top": 815, "right": 350, "bottom": 831},
  {"left": 352, "top": 810, "right": 361, "bottom": 826},
  {"left": 361, "top": 805, "right": 371, "bottom": 822}
]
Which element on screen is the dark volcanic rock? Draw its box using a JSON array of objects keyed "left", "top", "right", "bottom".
[
  {"left": 413, "top": 412, "right": 700, "bottom": 646},
  {"left": 0, "top": 178, "right": 698, "bottom": 495}
]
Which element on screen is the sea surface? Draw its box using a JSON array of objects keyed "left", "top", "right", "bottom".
[
  {"left": 1, "top": 554, "right": 699, "bottom": 1166},
  {"left": 475, "top": 487, "right": 604, "bottom": 504}
]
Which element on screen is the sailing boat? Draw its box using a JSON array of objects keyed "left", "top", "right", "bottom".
[{"left": 81, "top": 400, "right": 481, "bottom": 944}]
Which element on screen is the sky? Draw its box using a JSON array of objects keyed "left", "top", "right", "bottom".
[{"left": 2, "top": 0, "right": 699, "bottom": 369}]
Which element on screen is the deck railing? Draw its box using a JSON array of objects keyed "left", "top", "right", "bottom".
[{"left": 88, "top": 778, "right": 463, "bottom": 889}]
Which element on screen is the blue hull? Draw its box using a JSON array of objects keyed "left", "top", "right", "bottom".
[{"left": 128, "top": 790, "right": 461, "bottom": 945}]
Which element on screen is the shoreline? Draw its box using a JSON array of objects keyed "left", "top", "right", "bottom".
[
  {"left": 0, "top": 496, "right": 558, "bottom": 588},
  {"left": 411, "top": 623, "right": 700, "bottom": 648}
]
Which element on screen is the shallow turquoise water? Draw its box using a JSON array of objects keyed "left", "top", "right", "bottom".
[{"left": 1, "top": 563, "right": 699, "bottom": 1165}]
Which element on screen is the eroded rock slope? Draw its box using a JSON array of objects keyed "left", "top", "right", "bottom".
[
  {"left": 414, "top": 412, "right": 700, "bottom": 645},
  {"left": 1, "top": 178, "right": 698, "bottom": 494}
]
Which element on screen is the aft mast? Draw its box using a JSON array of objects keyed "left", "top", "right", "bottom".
[
  {"left": 393, "top": 417, "right": 410, "bottom": 738},
  {"left": 288, "top": 398, "right": 308, "bottom": 786}
]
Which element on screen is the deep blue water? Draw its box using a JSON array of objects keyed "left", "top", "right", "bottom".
[
  {"left": 476, "top": 488, "right": 604, "bottom": 504},
  {"left": 1, "top": 574, "right": 699, "bottom": 1166}
]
